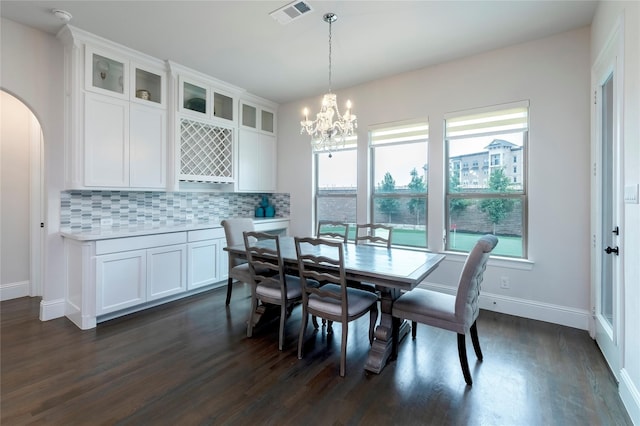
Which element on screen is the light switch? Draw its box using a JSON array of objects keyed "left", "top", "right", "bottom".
[{"left": 624, "top": 184, "right": 639, "bottom": 204}]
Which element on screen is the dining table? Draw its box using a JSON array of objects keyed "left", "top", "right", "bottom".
[{"left": 225, "top": 236, "right": 446, "bottom": 374}]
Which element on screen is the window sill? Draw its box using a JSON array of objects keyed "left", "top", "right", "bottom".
[{"left": 441, "top": 250, "right": 534, "bottom": 271}]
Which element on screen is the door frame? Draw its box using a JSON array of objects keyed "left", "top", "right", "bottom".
[
  {"left": 590, "top": 16, "right": 625, "bottom": 380},
  {"left": 29, "top": 112, "right": 44, "bottom": 297}
]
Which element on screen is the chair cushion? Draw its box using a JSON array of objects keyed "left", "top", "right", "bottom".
[
  {"left": 308, "top": 284, "right": 378, "bottom": 317},
  {"left": 230, "top": 263, "right": 270, "bottom": 284},
  {"left": 392, "top": 288, "right": 465, "bottom": 334},
  {"left": 256, "top": 275, "right": 303, "bottom": 300}
]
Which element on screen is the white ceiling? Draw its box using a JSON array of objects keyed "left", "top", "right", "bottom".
[{"left": 1, "top": 1, "right": 598, "bottom": 104}]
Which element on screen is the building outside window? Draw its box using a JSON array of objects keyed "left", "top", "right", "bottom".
[
  {"left": 370, "top": 122, "right": 429, "bottom": 248},
  {"left": 445, "top": 102, "right": 528, "bottom": 258},
  {"left": 315, "top": 138, "right": 357, "bottom": 239}
]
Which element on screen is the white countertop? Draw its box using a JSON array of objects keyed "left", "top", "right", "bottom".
[{"left": 60, "top": 217, "right": 289, "bottom": 241}]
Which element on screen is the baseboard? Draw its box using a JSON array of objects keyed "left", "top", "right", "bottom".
[
  {"left": 0, "top": 280, "right": 30, "bottom": 301},
  {"left": 419, "top": 282, "right": 591, "bottom": 330},
  {"left": 40, "top": 298, "right": 65, "bottom": 321},
  {"left": 620, "top": 368, "right": 640, "bottom": 426}
]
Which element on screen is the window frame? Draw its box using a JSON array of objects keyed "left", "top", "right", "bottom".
[
  {"left": 369, "top": 121, "right": 429, "bottom": 249},
  {"left": 314, "top": 140, "right": 358, "bottom": 240},
  {"left": 444, "top": 101, "right": 529, "bottom": 258}
]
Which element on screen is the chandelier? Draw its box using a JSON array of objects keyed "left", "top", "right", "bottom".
[{"left": 300, "top": 12, "right": 357, "bottom": 156}]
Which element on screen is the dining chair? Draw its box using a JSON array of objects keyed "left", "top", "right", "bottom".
[
  {"left": 221, "top": 218, "right": 255, "bottom": 305},
  {"left": 295, "top": 237, "right": 379, "bottom": 377},
  {"left": 355, "top": 223, "right": 393, "bottom": 248},
  {"left": 392, "top": 234, "right": 498, "bottom": 386},
  {"left": 316, "top": 220, "right": 349, "bottom": 243},
  {"left": 244, "top": 231, "right": 304, "bottom": 351}
]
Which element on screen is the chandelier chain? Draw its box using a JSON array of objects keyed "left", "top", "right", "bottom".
[{"left": 328, "top": 17, "right": 332, "bottom": 93}]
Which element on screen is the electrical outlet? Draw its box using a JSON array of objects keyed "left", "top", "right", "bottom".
[
  {"left": 100, "top": 218, "right": 113, "bottom": 227},
  {"left": 500, "top": 276, "right": 510, "bottom": 289}
]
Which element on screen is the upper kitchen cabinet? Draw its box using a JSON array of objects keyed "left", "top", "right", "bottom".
[
  {"left": 237, "top": 96, "right": 278, "bottom": 192},
  {"left": 178, "top": 74, "right": 236, "bottom": 126},
  {"left": 58, "top": 25, "right": 168, "bottom": 190},
  {"left": 168, "top": 62, "right": 244, "bottom": 188}
]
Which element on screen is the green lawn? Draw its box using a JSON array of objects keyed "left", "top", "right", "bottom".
[{"left": 326, "top": 225, "right": 522, "bottom": 257}]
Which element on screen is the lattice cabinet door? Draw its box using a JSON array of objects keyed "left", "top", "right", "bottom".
[{"left": 179, "top": 118, "right": 234, "bottom": 183}]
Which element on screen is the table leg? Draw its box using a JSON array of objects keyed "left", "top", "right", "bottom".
[{"left": 365, "top": 287, "right": 409, "bottom": 374}]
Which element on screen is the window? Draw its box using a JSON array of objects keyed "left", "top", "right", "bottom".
[
  {"left": 315, "top": 138, "right": 357, "bottom": 239},
  {"left": 445, "top": 102, "right": 528, "bottom": 258},
  {"left": 370, "top": 122, "right": 428, "bottom": 248}
]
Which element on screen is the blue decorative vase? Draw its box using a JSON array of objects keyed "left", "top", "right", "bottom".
[
  {"left": 255, "top": 206, "right": 265, "bottom": 217},
  {"left": 265, "top": 205, "right": 275, "bottom": 217}
]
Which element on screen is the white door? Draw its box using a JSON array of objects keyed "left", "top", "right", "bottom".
[
  {"left": 591, "top": 23, "right": 623, "bottom": 380},
  {"left": 147, "top": 244, "right": 187, "bottom": 300}
]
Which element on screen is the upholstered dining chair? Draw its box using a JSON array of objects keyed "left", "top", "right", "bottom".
[
  {"left": 295, "top": 237, "right": 379, "bottom": 377},
  {"left": 244, "top": 231, "right": 303, "bottom": 351},
  {"left": 316, "top": 220, "right": 349, "bottom": 243},
  {"left": 221, "top": 218, "right": 255, "bottom": 305},
  {"left": 355, "top": 223, "right": 393, "bottom": 248},
  {"left": 392, "top": 234, "right": 498, "bottom": 386}
]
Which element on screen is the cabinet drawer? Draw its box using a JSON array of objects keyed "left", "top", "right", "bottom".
[
  {"left": 188, "top": 227, "right": 225, "bottom": 242},
  {"left": 96, "top": 232, "right": 187, "bottom": 255}
]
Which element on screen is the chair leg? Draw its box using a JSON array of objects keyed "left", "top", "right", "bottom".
[
  {"left": 411, "top": 321, "right": 417, "bottom": 339},
  {"left": 278, "top": 303, "right": 287, "bottom": 351},
  {"left": 457, "top": 333, "right": 473, "bottom": 386},
  {"left": 298, "top": 310, "right": 308, "bottom": 360},
  {"left": 340, "top": 323, "right": 348, "bottom": 377},
  {"left": 327, "top": 320, "right": 333, "bottom": 334},
  {"left": 247, "top": 295, "right": 258, "bottom": 338},
  {"left": 225, "top": 277, "right": 233, "bottom": 305},
  {"left": 470, "top": 321, "right": 483, "bottom": 361},
  {"left": 311, "top": 316, "right": 319, "bottom": 329}
]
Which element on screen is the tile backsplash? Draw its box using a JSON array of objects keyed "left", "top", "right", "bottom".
[{"left": 60, "top": 191, "right": 290, "bottom": 232}]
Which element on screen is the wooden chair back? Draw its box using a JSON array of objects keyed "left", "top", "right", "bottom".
[
  {"left": 355, "top": 224, "right": 393, "bottom": 248},
  {"left": 316, "top": 220, "right": 349, "bottom": 243}
]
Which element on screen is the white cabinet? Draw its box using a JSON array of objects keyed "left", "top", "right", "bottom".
[
  {"left": 237, "top": 97, "right": 278, "bottom": 192},
  {"left": 96, "top": 249, "right": 146, "bottom": 315},
  {"left": 238, "top": 129, "right": 276, "bottom": 192},
  {"left": 59, "top": 26, "right": 168, "bottom": 190},
  {"left": 147, "top": 244, "right": 187, "bottom": 300},
  {"left": 187, "top": 227, "right": 226, "bottom": 289},
  {"left": 84, "top": 93, "right": 129, "bottom": 187}
]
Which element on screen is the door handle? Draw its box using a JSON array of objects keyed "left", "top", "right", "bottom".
[{"left": 604, "top": 246, "right": 619, "bottom": 255}]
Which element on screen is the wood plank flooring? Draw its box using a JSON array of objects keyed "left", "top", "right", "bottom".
[{"left": 1, "top": 284, "right": 632, "bottom": 425}]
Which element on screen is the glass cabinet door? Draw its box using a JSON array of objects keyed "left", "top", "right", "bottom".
[
  {"left": 242, "top": 103, "right": 257, "bottom": 128},
  {"left": 133, "top": 66, "right": 163, "bottom": 105},
  {"left": 182, "top": 80, "right": 208, "bottom": 115},
  {"left": 86, "top": 47, "right": 128, "bottom": 98},
  {"left": 261, "top": 110, "right": 274, "bottom": 133},
  {"left": 213, "top": 92, "right": 233, "bottom": 121}
]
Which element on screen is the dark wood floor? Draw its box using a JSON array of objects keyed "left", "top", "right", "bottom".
[{"left": 1, "top": 284, "right": 632, "bottom": 426}]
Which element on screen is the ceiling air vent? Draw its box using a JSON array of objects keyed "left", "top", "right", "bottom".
[{"left": 270, "top": 1, "right": 313, "bottom": 25}]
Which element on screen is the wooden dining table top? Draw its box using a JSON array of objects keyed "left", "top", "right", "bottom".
[{"left": 225, "top": 236, "right": 445, "bottom": 290}]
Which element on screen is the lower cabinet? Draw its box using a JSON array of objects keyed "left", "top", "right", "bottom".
[
  {"left": 187, "top": 227, "right": 226, "bottom": 290},
  {"left": 96, "top": 249, "right": 147, "bottom": 315},
  {"left": 147, "top": 244, "right": 187, "bottom": 301}
]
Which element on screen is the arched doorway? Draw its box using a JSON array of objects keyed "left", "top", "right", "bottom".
[{"left": 1, "top": 90, "right": 44, "bottom": 300}]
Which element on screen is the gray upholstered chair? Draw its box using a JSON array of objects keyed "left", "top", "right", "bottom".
[
  {"left": 244, "top": 231, "right": 303, "bottom": 351},
  {"left": 295, "top": 237, "right": 379, "bottom": 377},
  {"left": 355, "top": 223, "right": 393, "bottom": 248},
  {"left": 316, "top": 220, "right": 349, "bottom": 243},
  {"left": 392, "top": 234, "right": 498, "bottom": 386},
  {"left": 221, "top": 218, "right": 255, "bottom": 305}
]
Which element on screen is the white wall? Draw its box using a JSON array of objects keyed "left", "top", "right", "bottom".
[
  {"left": 592, "top": 2, "right": 640, "bottom": 424},
  {"left": 279, "top": 27, "right": 592, "bottom": 329},
  {"left": 0, "top": 91, "right": 31, "bottom": 298},
  {"left": 1, "top": 18, "right": 66, "bottom": 320}
]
